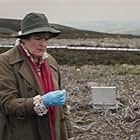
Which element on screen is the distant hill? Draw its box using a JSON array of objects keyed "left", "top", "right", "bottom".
[
  {"left": 73, "top": 20, "right": 140, "bottom": 36},
  {"left": 114, "top": 28, "right": 140, "bottom": 36},
  {"left": 0, "top": 18, "right": 139, "bottom": 39}
]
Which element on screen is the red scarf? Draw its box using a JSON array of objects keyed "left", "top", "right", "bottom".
[{"left": 18, "top": 45, "right": 57, "bottom": 140}]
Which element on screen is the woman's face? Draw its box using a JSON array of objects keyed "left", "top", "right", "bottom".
[{"left": 23, "top": 33, "right": 50, "bottom": 58}]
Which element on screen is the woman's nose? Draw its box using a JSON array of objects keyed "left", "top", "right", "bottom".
[{"left": 41, "top": 39, "right": 48, "bottom": 46}]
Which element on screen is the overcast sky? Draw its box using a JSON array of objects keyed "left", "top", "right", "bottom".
[{"left": 0, "top": 0, "right": 140, "bottom": 26}]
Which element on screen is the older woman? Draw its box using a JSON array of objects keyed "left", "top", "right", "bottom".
[{"left": 0, "top": 12, "right": 68, "bottom": 140}]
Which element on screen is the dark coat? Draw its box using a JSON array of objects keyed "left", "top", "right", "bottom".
[{"left": 0, "top": 46, "right": 68, "bottom": 140}]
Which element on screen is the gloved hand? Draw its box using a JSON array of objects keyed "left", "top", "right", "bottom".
[{"left": 42, "top": 90, "right": 66, "bottom": 107}]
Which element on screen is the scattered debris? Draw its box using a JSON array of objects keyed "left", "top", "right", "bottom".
[{"left": 60, "top": 65, "right": 140, "bottom": 140}]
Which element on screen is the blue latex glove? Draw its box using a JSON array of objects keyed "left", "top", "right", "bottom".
[{"left": 42, "top": 90, "right": 66, "bottom": 107}]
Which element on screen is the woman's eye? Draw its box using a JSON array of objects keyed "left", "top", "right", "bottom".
[
  {"left": 32, "top": 35, "right": 49, "bottom": 40},
  {"left": 34, "top": 37, "right": 41, "bottom": 40}
]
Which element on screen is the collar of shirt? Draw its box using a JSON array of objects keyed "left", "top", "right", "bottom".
[{"left": 20, "top": 43, "right": 48, "bottom": 66}]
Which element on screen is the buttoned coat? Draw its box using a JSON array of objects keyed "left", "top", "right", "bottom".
[{"left": 0, "top": 46, "right": 68, "bottom": 140}]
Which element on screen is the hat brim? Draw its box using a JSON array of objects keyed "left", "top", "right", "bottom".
[{"left": 12, "top": 26, "right": 61, "bottom": 38}]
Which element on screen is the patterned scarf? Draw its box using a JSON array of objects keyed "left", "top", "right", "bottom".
[{"left": 18, "top": 44, "right": 57, "bottom": 140}]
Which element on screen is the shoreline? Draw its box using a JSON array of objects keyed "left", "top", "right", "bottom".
[{"left": 0, "top": 37, "right": 140, "bottom": 48}]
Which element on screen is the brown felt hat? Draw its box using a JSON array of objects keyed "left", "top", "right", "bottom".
[{"left": 14, "top": 12, "right": 60, "bottom": 38}]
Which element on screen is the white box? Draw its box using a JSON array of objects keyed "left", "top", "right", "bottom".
[{"left": 91, "top": 86, "right": 117, "bottom": 109}]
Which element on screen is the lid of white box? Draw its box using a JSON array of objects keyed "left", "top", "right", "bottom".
[{"left": 91, "top": 86, "right": 116, "bottom": 105}]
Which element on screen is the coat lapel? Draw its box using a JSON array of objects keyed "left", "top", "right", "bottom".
[
  {"left": 8, "top": 46, "right": 59, "bottom": 94},
  {"left": 18, "top": 61, "right": 41, "bottom": 94},
  {"left": 9, "top": 46, "right": 41, "bottom": 94}
]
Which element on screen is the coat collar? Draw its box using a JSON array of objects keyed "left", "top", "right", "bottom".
[
  {"left": 9, "top": 46, "right": 24, "bottom": 65},
  {"left": 9, "top": 46, "right": 58, "bottom": 71},
  {"left": 8, "top": 46, "right": 41, "bottom": 93},
  {"left": 8, "top": 46, "right": 58, "bottom": 94}
]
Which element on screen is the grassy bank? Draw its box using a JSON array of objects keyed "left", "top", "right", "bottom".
[{"left": 1, "top": 47, "right": 140, "bottom": 66}]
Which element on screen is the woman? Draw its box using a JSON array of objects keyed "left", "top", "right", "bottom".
[{"left": 0, "top": 12, "right": 68, "bottom": 140}]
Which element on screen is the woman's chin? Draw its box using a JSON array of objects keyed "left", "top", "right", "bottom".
[{"left": 32, "top": 53, "right": 44, "bottom": 59}]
